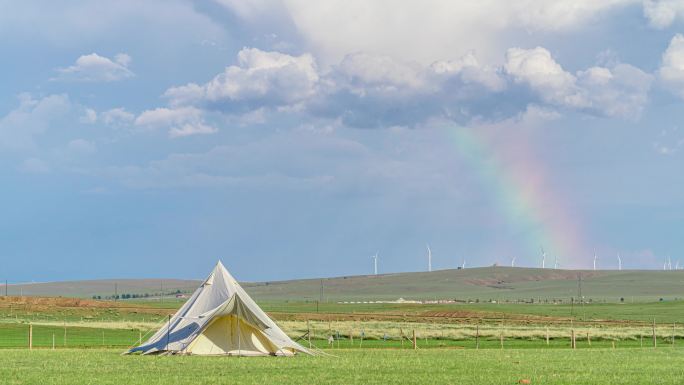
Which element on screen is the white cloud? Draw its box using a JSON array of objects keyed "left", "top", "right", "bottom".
[
  {"left": 576, "top": 64, "right": 652, "bottom": 118},
  {"left": 156, "top": 45, "right": 651, "bottom": 130},
  {"left": 54, "top": 53, "right": 133, "bottom": 82},
  {"left": 504, "top": 47, "right": 652, "bottom": 118},
  {"left": 101, "top": 108, "right": 135, "bottom": 126},
  {"left": 643, "top": 0, "right": 684, "bottom": 28},
  {"left": 164, "top": 48, "right": 318, "bottom": 110},
  {"left": 505, "top": 47, "right": 584, "bottom": 108},
  {"left": 217, "top": 0, "right": 635, "bottom": 65},
  {"left": 80, "top": 108, "right": 98, "bottom": 124},
  {"left": 659, "top": 34, "right": 684, "bottom": 99},
  {"left": 135, "top": 107, "right": 217, "bottom": 138},
  {"left": 0, "top": 94, "right": 72, "bottom": 151}
]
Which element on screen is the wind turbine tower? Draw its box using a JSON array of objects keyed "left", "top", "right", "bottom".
[
  {"left": 511, "top": 257, "right": 516, "bottom": 268},
  {"left": 426, "top": 244, "right": 432, "bottom": 272},
  {"left": 371, "top": 252, "right": 378, "bottom": 275},
  {"left": 461, "top": 258, "right": 466, "bottom": 269},
  {"left": 617, "top": 253, "right": 622, "bottom": 271},
  {"left": 593, "top": 251, "right": 598, "bottom": 271},
  {"left": 541, "top": 247, "right": 546, "bottom": 269},
  {"left": 554, "top": 256, "right": 559, "bottom": 269}
]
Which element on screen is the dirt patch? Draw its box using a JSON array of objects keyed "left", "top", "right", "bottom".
[{"left": 0, "top": 296, "right": 172, "bottom": 316}]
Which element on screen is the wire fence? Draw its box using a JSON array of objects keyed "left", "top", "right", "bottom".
[
  {"left": 0, "top": 318, "right": 680, "bottom": 351},
  {"left": 0, "top": 323, "right": 144, "bottom": 349}
]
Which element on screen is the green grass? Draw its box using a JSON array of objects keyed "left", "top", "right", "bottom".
[
  {"left": 0, "top": 324, "right": 142, "bottom": 348},
  {"left": 260, "top": 299, "right": 684, "bottom": 323},
  {"left": 2, "top": 348, "right": 684, "bottom": 384}
]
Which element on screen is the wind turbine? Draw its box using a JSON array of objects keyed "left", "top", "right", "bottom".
[
  {"left": 541, "top": 247, "right": 546, "bottom": 269},
  {"left": 668, "top": 256, "right": 673, "bottom": 271},
  {"left": 677, "top": 261, "right": 680, "bottom": 270},
  {"left": 461, "top": 258, "right": 466, "bottom": 269},
  {"left": 554, "top": 256, "right": 559, "bottom": 269},
  {"left": 617, "top": 253, "right": 622, "bottom": 271},
  {"left": 593, "top": 251, "right": 598, "bottom": 271},
  {"left": 511, "top": 256, "right": 516, "bottom": 268},
  {"left": 371, "top": 252, "right": 378, "bottom": 275},
  {"left": 426, "top": 244, "right": 432, "bottom": 272}
]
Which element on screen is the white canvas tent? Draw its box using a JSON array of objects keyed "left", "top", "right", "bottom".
[{"left": 127, "top": 261, "right": 312, "bottom": 356}]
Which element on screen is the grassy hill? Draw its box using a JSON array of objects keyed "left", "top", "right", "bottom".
[
  {"left": 5, "top": 267, "right": 684, "bottom": 302},
  {"left": 244, "top": 267, "right": 684, "bottom": 302}
]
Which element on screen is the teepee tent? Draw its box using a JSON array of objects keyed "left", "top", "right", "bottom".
[{"left": 127, "top": 261, "right": 312, "bottom": 356}]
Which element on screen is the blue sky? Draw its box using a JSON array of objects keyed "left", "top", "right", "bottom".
[{"left": 1, "top": 1, "right": 684, "bottom": 281}]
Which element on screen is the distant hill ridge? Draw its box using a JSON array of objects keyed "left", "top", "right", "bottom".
[{"left": 5, "top": 267, "right": 684, "bottom": 302}]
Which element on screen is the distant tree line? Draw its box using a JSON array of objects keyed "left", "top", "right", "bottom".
[{"left": 92, "top": 289, "right": 187, "bottom": 300}]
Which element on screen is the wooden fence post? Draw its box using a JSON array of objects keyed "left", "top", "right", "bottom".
[
  {"left": 306, "top": 320, "right": 312, "bottom": 348},
  {"left": 139, "top": 329, "right": 142, "bottom": 345},
  {"left": 571, "top": 328, "right": 576, "bottom": 349},
  {"left": 64, "top": 325, "right": 67, "bottom": 347},
  {"left": 400, "top": 328, "right": 404, "bottom": 349},
  {"left": 653, "top": 319, "right": 657, "bottom": 348},
  {"left": 52, "top": 333, "right": 55, "bottom": 350},
  {"left": 349, "top": 330, "right": 353, "bottom": 346},
  {"left": 640, "top": 334, "right": 643, "bottom": 348},
  {"left": 475, "top": 323, "right": 480, "bottom": 350},
  {"left": 28, "top": 324, "right": 33, "bottom": 350},
  {"left": 546, "top": 326, "right": 550, "bottom": 346},
  {"left": 672, "top": 322, "right": 676, "bottom": 347},
  {"left": 412, "top": 329, "right": 417, "bottom": 350},
  {"left": 587, "top": 332, "right": 591, "bottom": 346}
]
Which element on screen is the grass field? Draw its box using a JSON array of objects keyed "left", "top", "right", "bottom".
[
  {"left": 2, "top": 267, "right": 684, "bottom": 384},
  {"left": 2, "top": 348, "right": 684, "bottom": 385}
]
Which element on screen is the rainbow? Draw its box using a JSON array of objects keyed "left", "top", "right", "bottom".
[{"left": 445, "top": 124, "right": 586, "bottom": 267}]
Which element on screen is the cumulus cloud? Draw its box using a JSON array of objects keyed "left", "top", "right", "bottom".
[
  {"left": 576, "top": 64, "right": 652, "bottom": 118},
  {"left": 0, "top": 94, "right": 72, "bottom": 151},
  {"left": 101, "top": 108, "right": 135, "bottom": 126},
  {"left": 54, "top": 53, "right": 133, "bottom": 82},
  {"left": 643, "top": 0, "right": 684, "bottom": 29},
  {"left": 80, "top": 108, "right": 98, "bottom": 124},
  {"left": 135, "top": 107, "right": 217, "bottom": 138},
  {"left": 164, "top": 48, "right": 318, "bottom": 111},
  {"left": 659, "top": 34, "right": 684, "bottom": 99},
  {"left": 309, "top": 51, "right": 507, "bottom": 127},
  {"left": 157, "top": 46, "right": 651, "bottom": 129},
  {"left": 217, "top": 0, "right": 634, "bottom": 65},
  {"left": 504, "top": 47, "right": 652, "bottom": 118}
]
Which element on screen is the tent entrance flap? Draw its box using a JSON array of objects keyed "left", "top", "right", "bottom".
[{"left": 186, "top": 315, "right": 278, "bottom": 355}]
